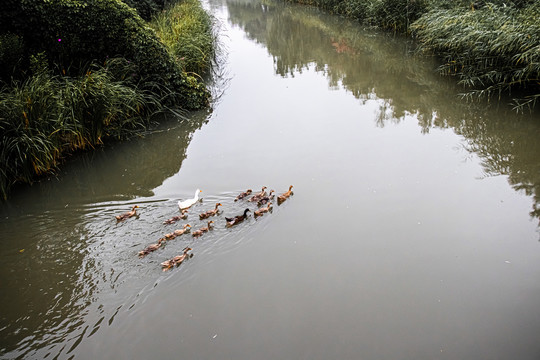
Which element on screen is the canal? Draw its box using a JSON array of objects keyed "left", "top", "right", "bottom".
[{"left": 1, "top": 0, "right": 539, "bottom": 358}]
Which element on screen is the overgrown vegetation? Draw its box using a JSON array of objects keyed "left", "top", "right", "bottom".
[
  {"left": 151, "top": 0, "right": 216, "bottom": 76},
  {"left": 0, "top": 0, "right": 216, "bottom": 199},
  {"left": 286, "top": 0, "right": 540, "bottom": 111},
  {"left": 412, "top": 1, "right": 540, "bottom": 111}
]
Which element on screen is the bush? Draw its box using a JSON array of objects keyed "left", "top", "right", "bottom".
[
  {"left": 122, "top": 0, "right": 164, "bottom": 20},
  {"left": 1, "top": 0, "right": 209, "bottom": 110}
]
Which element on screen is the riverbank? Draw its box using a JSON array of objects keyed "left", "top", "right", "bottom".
[
  {"left": 0, "top": 0, "right": 216, "bottom": 200},
  {"left": 286, "top": 0, "right": 539, "bottom": 112}
]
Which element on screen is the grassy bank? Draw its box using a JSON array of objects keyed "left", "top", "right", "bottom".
[
  {"left": 151, "top": 0, "right": 216, "bottom": 76},
  {"left": 0, "top": 0, "right": 216, "bottom": 200},
  {"left": 286, "top": 0, "right": 540, "bottom": 111}
]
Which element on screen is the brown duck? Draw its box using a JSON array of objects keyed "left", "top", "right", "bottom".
[
  {"left": 163, "top": 209, "right": 188, "bottom": 224},
  {"left": 234, "top": 189, "right": 252, "bottom": 201},
  {"left": 161, "top": 247, "right": 193, "bottom": 271},
  {"left": 248, "top": 186, "right": 267, "bottom": 202},
  {"left": 138, "top": 238, "right": 165, "bottom": 258},
  {"left": 254, "top": 202, "right": 272, "bottom": 217},
  {"left": 226, "top": 208, "right": 250, "bottom": 227},
  {"left": 164, "top": 224, "right": 191, "bottom": 240},
  {"left": 115, "top": 205, "right": 139, "bottom": 221},
  {"left": 192, "top": 221, "right": 214, "bottom": 237},
  {"left": 199, "top": 203, "right": 222, "bottom": 220},
  {"left": 277, "top": 185, "right": 293, "bottom": 204},
  {"left": 257, "top": 190, "right": 275, "bottom": 205}
]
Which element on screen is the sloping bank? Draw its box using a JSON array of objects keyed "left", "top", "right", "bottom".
[
  {"left": 285, "top": 0, "right": 539, "bottom": 111},
  {"left": 0, "top": 0, "right": 216, "bottom": 200}
]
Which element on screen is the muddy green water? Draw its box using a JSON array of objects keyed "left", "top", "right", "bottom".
[{"left": 1, "top": 0, "right": 540, "bottom": 359}]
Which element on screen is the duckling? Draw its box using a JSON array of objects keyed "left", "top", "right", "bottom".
[
  {"left": 138, "top": 238, "right": 165, "bottom": 258},
  {"left": 257, "top": 190, "right": 275, "bottom": 205},
  {"left": 234, "top": 189, "right": 252, "bottom": 201},
  {"left": 163, "top": 210, "right": 188, "bottom": 224},
  {"left": 254, "top": 202, "right": 272, "bottom": 217},
  {"left": 199, "top": 203, "right": 222, "bottom": 219},
  {"left": 161, "top": 247, "right": 193, "bottom": 271},
  {"left": 277, "top": 185, "right": 293, "bottom": 204},
  {"left": 225, "top": 208, "right": 250, "bottom": 227},
  {"left": 115, "top": 205, "right": 139, "bottom": 221},
  {"left": 164, "top": 224, "right": 191, "bottom": 240},
  {"left": 248, "top": 186, "right": 267, "bottom": 202},
  {"left": 178, "top": 189, "right": 202, "bottom": 210},
  {"left": 192, "top": 221, "right": 214, "bottom": 237}
]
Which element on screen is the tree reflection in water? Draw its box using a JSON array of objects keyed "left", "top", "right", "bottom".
[{"left": 227, "top": 0, "right": 540, "bottom": 226}]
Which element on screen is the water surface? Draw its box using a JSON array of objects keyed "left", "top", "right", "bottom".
[{"left": 1, "top": 0, "right": 540, "bottom": 359}]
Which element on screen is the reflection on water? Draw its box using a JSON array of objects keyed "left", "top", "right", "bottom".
[
  {"left": 0, "top": 111, "right": 210, "bottom": 358},
  {"left": 227, "top": 0, "right": 540, "bottom": 225},
  {"left": 1, "top": 0, "right": 540, "bottom": 359}
]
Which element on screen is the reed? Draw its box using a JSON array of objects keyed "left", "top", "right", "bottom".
[
  {"left": 0, "top": 61, "right": 162, "bottom": 200},
  {"left": 150, "top": 0, "right": 216, "bottom": 77},
  {"left": 412, "top": 2, "right": 540, "bottom": 111},
  {"left": 287, "top": 0, "right": 539, "bottom": 110},
  {"left": 291, "top": 0, "right": 428, "bottom": 33}
]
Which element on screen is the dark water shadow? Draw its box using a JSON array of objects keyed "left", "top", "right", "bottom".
[{"left": 0, "top": 109, "right": 211, "bottom": 358}]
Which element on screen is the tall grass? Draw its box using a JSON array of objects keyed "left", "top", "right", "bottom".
[
  {"left": 287, "top": 0, "right": 539, "bottom": 110},
  {"left": 290, "top": 0, "right": 429, "bottom": 33},
  {"left": 0, "top": 60, "right": 162, "bottom": 200},
  {"left": 412, "top": 2, "right": 540, "bottom": 111},
  {"left": 150, "top": 0, "right": 216, "bottom": 77}
]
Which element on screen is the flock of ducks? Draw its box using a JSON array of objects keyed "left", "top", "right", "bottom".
[{"left": 114, "top": 185, "right": 294, "bottom": 271}]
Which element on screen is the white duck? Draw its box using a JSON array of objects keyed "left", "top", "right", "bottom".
[{"left": 178, "top": 189, "right": 202, "bottom": 210}]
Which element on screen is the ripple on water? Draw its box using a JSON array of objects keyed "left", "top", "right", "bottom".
[{"left": 1, "top": 191, "right": 289, "bottom": 358}]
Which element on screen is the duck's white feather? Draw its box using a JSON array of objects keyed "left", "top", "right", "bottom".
[{"left": 178, "top": 189, "right": 202, "bottom": 210}]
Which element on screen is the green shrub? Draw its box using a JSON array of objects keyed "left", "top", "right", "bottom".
[
  {"left": 122, "top": 0, "right": 164, "bottom": 20},
  {"left": 1, "top": 0, "right": 209, "bottom": 110}
]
